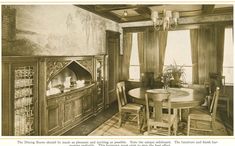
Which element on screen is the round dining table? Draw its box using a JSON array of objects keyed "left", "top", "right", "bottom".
[
  {"left": 128, "top": 87, "right": 207, "bottom": 134},
  {"left": 128, "top": 87, "right": 207, "bottom": 109}
]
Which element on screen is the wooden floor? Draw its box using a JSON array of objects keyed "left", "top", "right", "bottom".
[
  {"left": 63, "top": 101, "right": 233, "bottom": 136},
  {"left": 89, "top": 113, "right": 230, "bottom": 136}
]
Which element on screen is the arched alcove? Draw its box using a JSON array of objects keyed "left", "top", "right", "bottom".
[{"left": 47, "top": 61, "right": 93, "bottom": 96}]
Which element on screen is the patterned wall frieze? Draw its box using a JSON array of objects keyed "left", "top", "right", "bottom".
[
  {"left": 77, "top": 59, "right": 93, "bottom": 75},
  {"left": 46, "top": 60, "right": 71, "bottom": 82}
]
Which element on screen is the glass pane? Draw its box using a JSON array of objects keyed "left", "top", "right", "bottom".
[
  {"left": 129, "top": 32, "right": 140, "bottom": 80},
  {"left": 14, "top": 66, "right": 34, "bottom": 136},
  {"left": 164, "top": 30, "right": 192, "bottom": 83},
  {"left": 223, "top": 28, "right": 233, "bottom": 66},
  {"left": 223, "top": 67, "right": 233, "bottom": 84},
  {"left": 130, "top": 33, "right": 140, "bottom": 66},
  {"left": 129, "top": 66, "right": 140, "bottom": 80},
  {"left": 164, "top": 30, "right": 192, "bottom": 66},
  {"left": 183, "top": 66, "right": 192, "bottom": 84},
  {"left": 223, "top": 28, "right": 233, "bottom": 84}
]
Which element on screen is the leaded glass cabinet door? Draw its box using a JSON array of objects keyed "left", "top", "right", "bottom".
[{"left": 12, "top": 62, "right": 38, "bottom": 136}]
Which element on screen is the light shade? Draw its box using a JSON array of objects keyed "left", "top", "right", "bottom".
[
  {"left": 165, "top": 10, "right": 172, "bottom": 18},
  {"left": 151, "top": 11, "right": 159, "bottom": 23},
  {"left": 123, "top": 10, "right": 128, "bottom": 17},
  {"left": 151, "top": 9, "right": 180, "bottom": 30}
]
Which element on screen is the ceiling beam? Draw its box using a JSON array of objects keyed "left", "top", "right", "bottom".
[
  {"left": 213, "top": 7, "right": 233, "bottom": 14},
  {"left": 135, "top": 7, "right": 151, "bottom": 19},
  {"left": 95, "top": 5, "right": 132, "bottom": 12},
  {"left": 95, "top": 5, "right": 155, "bottom": 12},
  {"left": 202, "top": 5, "right": 215, "bottom": 14},
  {"left": 120, "top": 13, "right": 233, "bottom": 28},
  {"left": 180, "top": 10, "right": 202, "bottom": 17},
  {"left": 149, "top": 5, "right": 202, "bottom": 12},
  {"left": 123, "top": 21, "right": 233, "bottom": 32},
  {"left": 120, "top": 15, "right": 148, "bottom": 22},
  {"left": 77, "top": 5, "right": 233, "bottom": 24},
  {"left": 179, "top": 13, "right": 232, "bottom": 24},
  {"left": 76, "top": 5, "right": 122, "bottom": 22}
]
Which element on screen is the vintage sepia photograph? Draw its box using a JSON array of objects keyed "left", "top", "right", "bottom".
[{"left": 1, "top": 3, "right": 234, "bottom": 137}]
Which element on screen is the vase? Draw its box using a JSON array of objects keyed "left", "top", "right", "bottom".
[
  {"left": 64, "top": 76, "right": 71, "bottom": 88},
  {"left": 172, "top": 72, "right": 181, "bottom": 87}
]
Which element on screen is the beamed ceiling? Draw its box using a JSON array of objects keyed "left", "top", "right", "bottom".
[{"left": 77, "top": 4, "right": 233, "bottom": 24}]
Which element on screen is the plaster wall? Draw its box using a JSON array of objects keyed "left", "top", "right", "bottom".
[{"left": 3, "top": 5, "right": 119, "bottom": 56}]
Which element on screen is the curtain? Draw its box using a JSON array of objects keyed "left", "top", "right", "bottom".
[
  {"left": 144, "top": 28, "right": 168, "bottom": 79},
  {"left": 190, "top": 29, "right": 199, "bottom": 84},
  {"left": 158, "top": 31, "right": 168, "bottom": 74},
  {"left": 138, "top": 32, "right": 145, "bottom": 75},
  {"left": 215, "top": 26, "right": 225, "bottom": 76},
  {"left": 144, "top": 28, "right": 159, "bottom": 78},
  {"left": 122, "top": 33, "right": 132, "bottom": 80},
  {"left": 190, "top": 26, "right": 225, "bottom": 84}
]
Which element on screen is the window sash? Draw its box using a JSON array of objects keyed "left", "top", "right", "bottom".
[
  {"left": 129, "top": 33, "right": 140, "bottom": 80},
  {"left": 223, "top": 28, "right": 233, "bottom": 84},
  {"left": 129, "top": 65, "right": 140, "bottom": 80}
]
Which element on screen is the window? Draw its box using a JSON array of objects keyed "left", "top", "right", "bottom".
[
  {"left": 223, "top": 27, "right": 233, "bottom": 85},
  {"left": 129, "top": 33, "right": 140, "bottom": 80},
  {"left": 164, "top": 30, "right": 192, "bottom": 83}
]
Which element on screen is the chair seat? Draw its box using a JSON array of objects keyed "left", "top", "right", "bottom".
[
  {"left": 187, "top": 83, "right": 220, "bottom": 135},
  {"left": 189, "top": 108, "right": 212, "bottom": 121},
  {"left": 148, "top": 114, "right": 176, "bottom": 127},
  {"left": 121, "top": 103, "right": 143, "bottom": 112}
]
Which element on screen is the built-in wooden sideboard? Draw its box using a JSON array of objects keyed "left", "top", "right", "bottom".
[
  {"left": 2, "top": 55, "right": 107, "bottom": 136},
  {"left": 46, "top": 83, "right": 95, "bottom": 135}
]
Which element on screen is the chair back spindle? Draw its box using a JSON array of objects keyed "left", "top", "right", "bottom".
[
  {"left": 187, "top": 87, "right": 220, "bottom": 135},
  {"left": 145, "top": 89, "right": 171, "bottom": 122},
  {"left": 145, "top": 89, "right": 176, "bottom": 136},
  {"left": 116, "top": 82, "right": 128, "bottom": 111},
  {"left": 209, "top": 87, "right": 220, "bottom": 119},
  {"left": 145, "top": 93, "right": 150, "bottom": 123}
]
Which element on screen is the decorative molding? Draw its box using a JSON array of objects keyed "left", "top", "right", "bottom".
[
  {"left": 16, "top": 29, "right": 38, "bottom": 35},
  {"left": 120, "top": 14, "right": 233, "bottom": 28},
  {"left": 46, "top": 60, "right": 70, "bottom": 82},
  {"left": 179, "top": 14, "right": 233, "bottom": 24},
  {"left": 77, "top": 59, "right": 93, "bottom": 75}
]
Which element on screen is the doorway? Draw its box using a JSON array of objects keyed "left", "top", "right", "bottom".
[{"left": 106, "top": 30, "right": 120, "bottom": 107}]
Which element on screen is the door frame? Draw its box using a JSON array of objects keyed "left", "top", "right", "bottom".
[{"left": 105, "top": 30, "right": 120, "bottom": 108}]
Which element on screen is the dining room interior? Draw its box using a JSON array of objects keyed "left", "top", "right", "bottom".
[{"left": 1, "top": 4, "right": 234, "bottom": 136}]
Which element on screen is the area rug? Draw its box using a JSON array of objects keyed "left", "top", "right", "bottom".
[{"left": 88, "top": 113, "right": 228, "bottom": 136}]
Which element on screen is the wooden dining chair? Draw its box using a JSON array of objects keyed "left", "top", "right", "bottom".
[
  {"left": 116, "top": 81, "right": 144, "bottom": 132},
  {"left": 187, "top": 87, "right": 220, "bottom": 136},
  {"left": 217, "top": 76, "right": 230, "bottom": 117},
  {"left": 208, "top": 73, "right": 230, "bottom": 117},
  {"left": 145, "top": 89, "right": 177, "bottom": 136}
]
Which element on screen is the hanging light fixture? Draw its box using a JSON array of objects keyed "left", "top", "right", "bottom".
[
  {"left": 123, "top": 10, "right": 128, "bottom": 17},
  {"left": 151, "top": 9, "right": 180, "bottom": 30}
]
